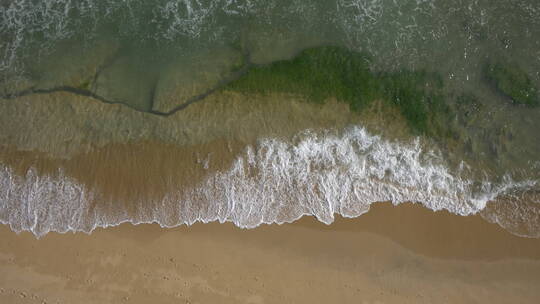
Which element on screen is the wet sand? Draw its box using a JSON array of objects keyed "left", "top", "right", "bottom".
[{"left": 1, "top": 202, "right": 540, "bottom": 304}]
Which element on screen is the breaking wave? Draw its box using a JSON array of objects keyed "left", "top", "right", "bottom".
[{"left": 1, "top": 126, "right": 537, "bottom": 238}]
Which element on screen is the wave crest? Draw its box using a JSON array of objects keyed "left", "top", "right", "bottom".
[{"left": 0, "top": 127, "right": 537, "bottom": 237}]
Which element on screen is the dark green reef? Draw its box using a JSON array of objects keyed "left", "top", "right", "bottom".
[
  {"left": 225, "top": 46, "right": 540, "bottom": 137},
  {"left": 485, "top": 60, "right": 539, "bottom": 106},
  {"left": 225, "top": 46, "right": 449, "bottom": 136}
]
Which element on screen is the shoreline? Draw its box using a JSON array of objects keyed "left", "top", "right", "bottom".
[
  {"left": 1, "top": 202, "right": 540, "bottom": 303},
  {"left": 4, "top": 201, "right": 540, "bottom": 261},
  {"left": 2, "top": 2, "right": 540, "bottom": 303}
]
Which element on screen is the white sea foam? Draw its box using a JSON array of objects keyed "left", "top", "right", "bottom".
[
  {"left": 1, "top": 126, "right": 537, "bottom": 238},
  {"left": 158, "top": 0, "right": 220, "bottom": 39}
]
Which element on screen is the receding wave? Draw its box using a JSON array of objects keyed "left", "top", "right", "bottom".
[{"left": 1, "top": 126, "right": 537, "bottom": 238}]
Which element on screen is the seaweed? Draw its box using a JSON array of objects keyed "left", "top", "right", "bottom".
[
  {"left": 225, "top": 46, "right": 448, "bottom": 135},
  {"left": 485, "top": 60, "right": 539, "bottom": 106},
  {"left": 379, "top": 70, "right": 445, "bottom": 134},
  {"left": 226, "top": 47, "right": 372, "bottom": 105}
]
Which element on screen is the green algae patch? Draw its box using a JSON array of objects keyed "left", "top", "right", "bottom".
[
  {"left": 77, "top": 79, "right": 92, "bottom": 90},
  {"left": 225, "top": 46, "right": 447, "bottom": 135},
  {"left": 379, "top": 70, "right": 446, "bottom": 135},
  {"left": 226, "top": 47, "right": 376, "bottom": 105},
  {"left": 485, "top": 60, "right": 539, "bottom": 106}
]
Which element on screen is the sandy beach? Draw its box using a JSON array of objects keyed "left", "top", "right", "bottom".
[
  {"left": 2, "top": 1, "right": 540, "bottom": 303},
  {"left": 1, "top": 202, "right": 540, "bottom": 304}
]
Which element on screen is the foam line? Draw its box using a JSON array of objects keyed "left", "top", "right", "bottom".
[{"left": 0, "top": 127, "right": 537, "bottom": 237}]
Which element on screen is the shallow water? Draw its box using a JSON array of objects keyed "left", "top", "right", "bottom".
[{"left": 0, "top": 0, "right": 539, "bottom": 237}]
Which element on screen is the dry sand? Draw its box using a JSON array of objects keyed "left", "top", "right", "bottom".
[{"left": 1, "top": 203, "right": 540, "bottom": 304}]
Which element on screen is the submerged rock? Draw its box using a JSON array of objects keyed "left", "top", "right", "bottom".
[{"left": 485, "top": 60, "right": 539, "bottom": 106}]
